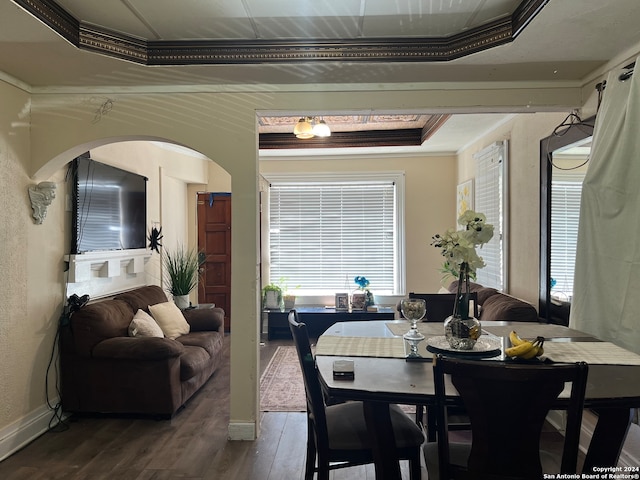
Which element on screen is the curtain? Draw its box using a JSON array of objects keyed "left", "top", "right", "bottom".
[{"left": 570, "top": 55, "right": 640, "bottom": 356}]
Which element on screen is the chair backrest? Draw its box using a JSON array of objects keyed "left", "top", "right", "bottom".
[
  {"left": 409, "top": 292, "right": 479, "bottom": 322},
  {"left": 433, "top": 355, "right": 588, "bottom": 480},
  {"left": 288, "top": 310, "right": 329, "bottom": 440}
]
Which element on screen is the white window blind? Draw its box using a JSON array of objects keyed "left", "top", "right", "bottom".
[
  {"left": 550, "top": 176, "right": 583, "bottom": 301},
  {"left": 268, "top": 179, "right": 397, "bottom": 294},
  {"left": 474, "top": 141, "right": 507, "bottom": 290}
]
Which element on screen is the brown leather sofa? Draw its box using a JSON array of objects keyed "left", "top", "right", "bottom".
[
  {"left": 60, "top": 285, "right": 225, "bottom": 417},
  {"left": 448, "top": 280, "right": 539, "bottom": 322}
]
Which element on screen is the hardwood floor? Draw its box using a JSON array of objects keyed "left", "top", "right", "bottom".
[{"left": 0, "top": 334, "right": 579, "bottom": 479}]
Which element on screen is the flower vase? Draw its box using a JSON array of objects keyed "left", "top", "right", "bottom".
[{"left": 444, "top": 263, "right": 481, "bottom": 350}]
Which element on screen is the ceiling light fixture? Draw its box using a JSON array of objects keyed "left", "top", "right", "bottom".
[{"left": 293, "top": 116, "right": 331, "bottom": 139}]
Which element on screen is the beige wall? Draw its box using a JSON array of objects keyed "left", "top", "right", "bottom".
[
  {"left": 456, "top": 112, "right": 568, "bottom": 305},
  {"left": 0, "top": 80, "right": 589, "bottom": 454},
  {"left": 0, "top": 80, "right": 68, "bottom": 453},
  {"left": 260, "top": 154, "right": 457, "bottom": 294}
]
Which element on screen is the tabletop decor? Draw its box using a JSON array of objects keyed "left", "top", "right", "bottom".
[
  {"left": 353, "top": 275, "right": 375, "bottom": 308},
  {"left": 432, "top": 209, "right": 494, "bottom": 350},
  {"left": 400, "top": 298, "right": 427, "bottom": 356}
]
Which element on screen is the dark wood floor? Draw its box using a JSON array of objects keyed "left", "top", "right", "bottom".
[{"left": 0, "top": 334, "right": 578, "bottom": 479}]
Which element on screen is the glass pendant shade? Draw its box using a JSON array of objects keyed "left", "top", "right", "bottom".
[
  {"left": 312, "top": 119, "right": 331, "bottom": 137},
  {"left": 294, "top": 118, "right": 314, "bottom": 138}
]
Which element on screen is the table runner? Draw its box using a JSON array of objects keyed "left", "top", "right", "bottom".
[
  {"left": 385, "top": 322, "right": 594, "bottom": 339},
  {"left": 482, "top": 324, "right": 594, "bottom": 339},
  {"left": 385, "top": 322, "right": 444, "bottom": 337},
  {"left": 315, "top": 335, "right": 405, "bottom": 358},
  {"left": 543, "top": 341, "right": 640, "bottom": 365}
]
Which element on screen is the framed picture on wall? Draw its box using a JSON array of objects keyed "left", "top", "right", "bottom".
[
  {"left": 457, "top": 179, "right": 474, "bottom": 218},
  {"left": 335, "top": 293, "right": 349, "bottom": 311}
]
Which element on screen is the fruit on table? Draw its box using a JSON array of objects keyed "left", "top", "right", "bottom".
[{"left": 505, "top": 331, "right": 545, "bottom": 359}]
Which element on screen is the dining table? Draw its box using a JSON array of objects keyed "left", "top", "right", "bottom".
[{"left": 314, "top": 319, "right": 640, "bottom": 480}]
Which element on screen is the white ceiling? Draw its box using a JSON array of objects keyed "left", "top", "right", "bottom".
[{"left": 2, "top": 0, "right": 639, "bottom": 154}]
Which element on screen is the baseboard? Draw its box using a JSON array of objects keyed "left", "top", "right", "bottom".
[
  {"left": 547, "top": 409, "right": 640, "bottom": 468},
  {"left": 0, "top": 399, "right": 67, "bottom": 462},
  {"left": 228, "top": 421, "right": 256, "bottom": 441}
]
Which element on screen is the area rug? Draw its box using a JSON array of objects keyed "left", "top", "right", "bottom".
[
  {"left": 259, "top": 345, "right": 415, "bottom": 414},
  {"left": 260, "top": 346, "right": 306, "bottom": 412}
]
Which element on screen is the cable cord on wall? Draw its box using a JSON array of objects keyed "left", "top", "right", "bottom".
[{"left": 45, "top": 324, "right": 69, "bottom": 432}]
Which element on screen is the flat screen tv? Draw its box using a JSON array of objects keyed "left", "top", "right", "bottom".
[{"left": 71, "top": 154, "right": 147, "bottom": 254}]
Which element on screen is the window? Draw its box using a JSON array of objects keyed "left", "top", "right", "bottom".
[
  {"left": 550, "top": 176, "right": 582, "bottom": 301},
  {"left": 473, "top": 141, "right": 508, "bottom": 291},
  {"left": 266, "top": 172, "right": 404, "bottom": 295}
]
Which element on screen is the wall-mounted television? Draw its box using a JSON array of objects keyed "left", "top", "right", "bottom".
[{"left": 70, "top": 154, "right": 148, "bottom": 254}]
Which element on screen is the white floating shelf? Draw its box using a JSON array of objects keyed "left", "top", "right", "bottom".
[{"left": 65, "top": 249, "right": 152, "bottom": 283}]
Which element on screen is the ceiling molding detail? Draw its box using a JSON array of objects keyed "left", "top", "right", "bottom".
[
  {"left": 259, "top": 128, "right": 425, "bottom": 150},
  {"left": 421, "top": 115, "right": 451, "bottom": 144},
  {"left": 13, "top": 0, "right": 549, "bottom": 66}
]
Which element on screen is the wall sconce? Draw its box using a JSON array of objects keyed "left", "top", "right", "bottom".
[
  {"left": 28, "top": 181, "right": 57, "bottom": 224},
  {"left": 293, "top": 117, "right": 331, "bottom": 139}
]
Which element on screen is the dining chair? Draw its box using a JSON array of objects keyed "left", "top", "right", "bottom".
[
  {"left": 408, "top": 292, "right": 479, "bottom": 322},
  {"left": 424, "top": 355, "right": 588, "bottom": 480},
  {"left": 288, "top": 310, "right": 425, "bottom": 480}
]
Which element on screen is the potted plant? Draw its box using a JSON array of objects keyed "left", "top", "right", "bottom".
[
  {"left": 274, "top": 277, "right": 300, "bottom": 310},
  {"left": 163, "top": 245, "right": 202, "bottom": 309},
  {"left": 262, "top": 283, "right": 283, "bottom": 310}
]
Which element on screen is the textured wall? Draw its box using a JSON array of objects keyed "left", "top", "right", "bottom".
[{"left": 0, "top": 80, "right": 66, "bottom": 433}]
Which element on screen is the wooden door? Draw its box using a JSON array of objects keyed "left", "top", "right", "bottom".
[{"left": 197, "top": 193, "right": 231, "bottom": 331}]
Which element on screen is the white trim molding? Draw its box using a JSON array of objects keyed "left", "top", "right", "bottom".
[{"left": 0, "top": 399, "right": 67, "bottom": 462}]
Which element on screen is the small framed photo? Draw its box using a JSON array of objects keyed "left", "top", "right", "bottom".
[
  {"left": 335, "top": 293, "right": 349, "bottom": 311},
  {"left": 351, "top": 293, "right": 366, "bottom": 311}
]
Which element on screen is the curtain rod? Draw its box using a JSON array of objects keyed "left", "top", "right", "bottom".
[{"left": 595, "top": 62, "right": 635, "bottom": 92}]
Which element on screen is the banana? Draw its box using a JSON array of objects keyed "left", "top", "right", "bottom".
[
  {"left": 504, "top": 340, "right": 536, "bottom": 358},
  {"left": 505, "top": 335, "right": 546, "bottom": 359},
  {"left": 519, "top": 342, "right": 541, "bottom": 359},
  {"left": 509, "top": 330, "right": 526, "bottom": 346}
]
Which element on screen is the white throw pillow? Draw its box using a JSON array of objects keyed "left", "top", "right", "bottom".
[
  {"left": 438, "top": 287, "right": 451, "bottom": 294},
  {"left": 148, "top": 302, "right": 190, "bottom": 339},
  {"left": 128, "top": 309, "right": 164, "bottom": 338}
]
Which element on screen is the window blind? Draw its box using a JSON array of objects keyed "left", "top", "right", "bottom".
[
  {"left": 474, "top": 141, "right": 506, "bottom": 290},
  {"left": 269, "top": 181, "right": 396, "bottom": 294},
  {"left": 550, "top": 177, "right": 582, "bottom": 301}
]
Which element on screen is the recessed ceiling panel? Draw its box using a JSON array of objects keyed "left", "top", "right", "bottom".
[
  {"left": 57, "top": 0, "right": 154, "bottom": 38},
  {"left": 362, "top": 0, "right": 521, "bottom": 37},
  {"left": 244, "top": 0, "right": 363, "bottom": 19},
  {"left": 252, "top": 16, "right": 361, "bottom": 39},
  {"left": 130, "top": 0, "right": 256, "bottom": 40}
]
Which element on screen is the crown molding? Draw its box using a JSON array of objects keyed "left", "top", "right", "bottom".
[{"left": 13, "top": 0, "right": 549, "bottom": 66}]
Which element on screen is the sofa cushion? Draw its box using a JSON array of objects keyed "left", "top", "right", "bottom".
[
  {"left": 180, "top": 345, "right": 210, "bottom": 381},
  {"left": 479, "top": 293, "right": 538, "bottom": 322},
  {"left": 71, "top": 299, "right": 134, "bottom": 357},
  {"left": 128, "top": 309, "right": 164, "bottom": 338},
  {"left": 475, "top": 287, "right": 499, "bottom": 305},
  {"left": 149, "top": 302, "right": 191, "bottom": 339},
  {"left": 115, "top": 285, "right": 169, "bottom": 314},
  {"left": 93, "top": 336, "right": 185, "bottom": 360},
  {"left": 177, "top": 331, "right": 224, "bottom": 358}
]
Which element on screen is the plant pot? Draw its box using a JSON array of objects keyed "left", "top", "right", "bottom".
[
  {"left": 264, "top": 290, "right": 281, "bottom": 309},
  {"left": 174, "top": 294, "right": 190, "bottom": 309},
  {"left": 283, "top": 294, "right": 296, "bottom": 310}
]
